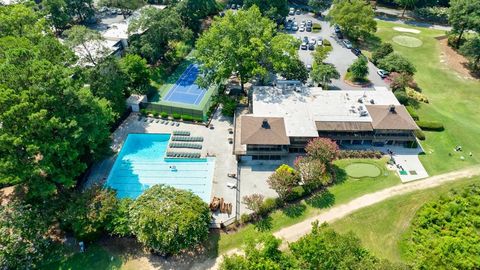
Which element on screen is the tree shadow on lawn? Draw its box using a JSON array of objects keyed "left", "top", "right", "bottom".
[
  {"left": 281, "top": 203, "right": 307, "bottom": 218},
  {"left": 254, "top": 216, "right": 273, "bottom": 232},
  {"left": 332, "top": 164, "right": 348, "bottom": 184},
  {"left": 305, "top": 190, "right": 335, "bottom": 209}
]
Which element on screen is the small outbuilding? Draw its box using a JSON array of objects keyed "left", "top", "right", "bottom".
[{"left": 126, "top": 94, "right": 147, "bottom": 112}]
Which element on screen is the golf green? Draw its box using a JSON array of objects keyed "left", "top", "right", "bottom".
[
  {"left": 345, "top": 163, "right": 382, "bottom": 178},
  {"left": 392, "top": 35, "right": 423, "bottom": 47}
]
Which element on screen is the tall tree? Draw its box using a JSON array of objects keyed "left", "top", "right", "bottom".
[
  {"left": 99, "top": 0, "right": 145, "bottom": 19},
  {"left": 460, "top": 35, "right": 480, "bottom": 71},
  {"left": 329, "top": 0, "right": 377, "bottom": 40},
  {"left": 128, "top": 7, "right": 193, "bottom": 64},
  {"left": 448, "top": 0, "right": 480, "bottom": 48},
  {"left": 267, "top": 164, "right": 300, "bottom": 200},
  {"left": 64, "top": 25, "right": 108, "bottom": 66},
  {"left": 119, "top": 54, "right": 151, "bottom": 95},
  {"left": 174, "top": 0, "right": 218, "bottom": 32},
  {"left": 0, "top": 4, "right": 46, "bottom": 39},
  {"left": 64, "top": 0, "right": 95, "bottom": 23},
  {"left": 43, "top": 0, "right": 72, "bottom": 32},
  {"left": 349, "top": 56, "right": 369, "bottom": 80},
  {"left": 243, "top": 0, "right": 289, "bottom": 22},
  {"left": 308, "top": 0, "right": 332, "bottom": 12},
  {"left": 311, "top": 63, "right": 340, "bottom": 89},
  {"left": 394, "top": 0, "right": 418, "bottom": 17},
  {"left": 89, "top": 57, "right": 128, "bottom": 116},
  {"left": 195, "top": 6, "right": 299, "bottom": 92}
]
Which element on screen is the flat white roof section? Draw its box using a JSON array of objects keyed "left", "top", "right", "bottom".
[{"left": 252, "top": 87, "right": 400, "bottom": 137}]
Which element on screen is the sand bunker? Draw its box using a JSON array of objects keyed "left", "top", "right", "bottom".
[{"left": 393, "top": 27, "right": 421, "bottom": 34}]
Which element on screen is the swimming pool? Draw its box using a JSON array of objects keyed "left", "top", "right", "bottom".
[{"left": 106, "top": 133, "right": 215, "bottom": 202}]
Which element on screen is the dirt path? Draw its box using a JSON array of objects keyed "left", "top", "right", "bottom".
[{"left": 198, "top": 166, "right": 480, "bottom": 269}]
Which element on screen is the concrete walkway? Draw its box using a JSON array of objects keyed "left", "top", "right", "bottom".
[{"left": 198, "top": 165, "right": 480, "bottom": 269}]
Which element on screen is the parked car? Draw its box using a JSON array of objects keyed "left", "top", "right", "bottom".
[
  {"left": 334, "top": 24, "right": 341, "bottom": 33},
  {"left": 296, "top": 9, "right": 301, "bottom": 15},
  {"left": 285, "top": 24, "right": 292, "bottom": 30},
  {"left": 231, "top": 4, "right": 236, "bottom": 9},
  {"left": 351, "top": 48, "right": 361, "bottom": 56},
  {"left": 289, "top": 7, "right": 295, "bottom": 15},
  {"left": 225, "top": 4, "right": 230, "bottom": 9},
  {"left": 308, "top": 43, "right": 315, "bottom": 50},
  {"left": 377, "top": 69, "right": 390, "bottom": 78},
  {"left": 306, "top": 64, "right": 312, "bottom": 71},
  {"left": 306, "top": 20, "right": 312, "bottom": 27},
  {"left": 309, "top": 38, "right": 316, "bottom": 45},
  {"left": 237, "top": 4, "right": 241, "bottom": 9},
  {"left": 306, "top": 26, "right": 312, "bottom": 32},
  {"left": 299, "top": 26, "right": 305, "bottom": 32},
  {"left": 316, "top": 36, "right": 323, "bottom": 45},
  {"left": 336, "top": 31, "right": 343, "bottom": 39},
  {"left": 343, "top": 39, "right": 352, "bottom": 48},
  {"left": 292, "top": 25, "right": 299, "bottom": 31},
  {"left": 301, "top": 42, "right": 308, "bottom": 50},
  {"left": 303, "top": 36, "right": 309, "bottom": 43}
]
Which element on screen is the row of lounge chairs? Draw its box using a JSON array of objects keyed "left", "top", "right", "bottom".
[
  {"left": 172, "top": 136, "right": 204, "bottom": 142},
  {"left": 169, "top": 143, "right": 202, "bottom": 149},
  {"left": 166, "top": 152, "right": 201, "bottom": 158},
  {"left": 173, "top": 130, "right": 190, "bottom": 136},
  {"left": 137, "top": 117, "right": 180, "bottom": 127}
]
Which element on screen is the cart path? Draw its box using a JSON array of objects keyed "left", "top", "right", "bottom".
[{"left": 194, "top": 166, "right": 480, "bottom": 270}]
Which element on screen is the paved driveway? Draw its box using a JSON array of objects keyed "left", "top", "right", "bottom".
[{"left": 285, "top": 11, "right": 388, "bottom": 90}]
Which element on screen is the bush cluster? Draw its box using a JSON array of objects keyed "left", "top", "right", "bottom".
[
  {"left": 140, "top": 109, "right": 203, "bottom": 122},
  {"left": 406, "top": 105, "right": 419, "bottom": 120},
  {"left": 323, "top": 39, "right": 331, "bottom": 47},
  {"left": 338, "top": 150, "right": 383, "bottom": 159},
  {"left": 414, "top": 129, "right": 426, "bottom": 140},
  {"left": 413, "top": 7, "right": 449, "bottom": 25},
  {"left": 416, "top": 120, "right": 445, "bottom": 131}
]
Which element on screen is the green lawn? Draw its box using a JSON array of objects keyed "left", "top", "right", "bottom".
[
  {"left": 373, "top": 21, "right": 480, "bottom": 174},
  {"left": 330, "top": 177, "right": 479, "bottom": 263},
  {"left": 214, "top": 158, "right": 400, "bottom": 254},
  {"left": 42, "top": 245, "right": 122, "bottom": 270}
]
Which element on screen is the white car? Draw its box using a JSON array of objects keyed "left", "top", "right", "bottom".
[
  {"left": 343, "top": 39, "right": 352, "bottom": 49},
  {"left": 299, "top": 26, "right": 305, "bottom": 32},
  {"left": 306, "top": 64, "right": 312, "bottom": 71},
  {"left": 316, "top": 36, "right": 323, "bottom": 45},
  {"left": 292, "top": 25, "right": 299, "bottom": 31},
  {"left": 289, "top": 7, "right": 295, "bottom": 15},
  {"left": 377, "top": 69, "right": 390, "bottom": 78},
  {"left": 309, "top": 38, "right": 316, "bottom": 45}
]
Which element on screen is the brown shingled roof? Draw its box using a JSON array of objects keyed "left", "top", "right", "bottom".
[
  {"left": 316, "top": 121, "right": 373, "bottom": 131},
  {"left": 366, "top": 105, "right": 419, "bottom": 130},
  {"left": 240, "top": 116, "right": 290, "bottom": 145}
]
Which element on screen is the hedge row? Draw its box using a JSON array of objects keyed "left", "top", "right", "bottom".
[
  {"left": 416, "top": 120, "right": 445, "bottom": 131},
  {"left": 140, "top": 109, "right": 203, "bottom": 122},
  {"left": 338, "top": 150, "right": 383, "bottom": 159},
  {"left": 406, "top": 105, "right": 419, "bottom": 121},
  {"left": 414, "top": 129, "right": 426, "bottom": 140}
]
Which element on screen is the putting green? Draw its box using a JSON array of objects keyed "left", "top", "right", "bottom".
[
  {"left": 345, "top": 163, "right": 382, "bottom": 178},
  {"left": 392, "top": 35, "right": 423, "bottom": 47}
]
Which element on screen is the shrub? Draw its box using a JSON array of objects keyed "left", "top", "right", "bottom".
[
  {"left": 130, "top": 185, "right": 211, "bottom": 255},
  {"left": 106, "top": 198, "right": 133, "bottom": 237},
  {"left": 305, "top": 137, "right": 340, "bottom": 164},
  {"left": 286, "top": 186, "right": 306, "bottom": 202},
  {"left": 414, "top": 129, "right": 426, "bottom": 140},
  {"left": 62, "top": 186, "right": 118, "bottom": 241},
  {"left": 377, "top": 53, "right": 416, "bottom": 75},
  {"left": 416, "top": 120, "right": 445, "bottom": 131},
  {"left": 242, "top": 194, "right": 265, "bottom": 215},
  {"left": 406, "top": 105, "right": 419, "bottom": 120},
  {"left": 323, "top": 39, "right": 331, "bottom": 46},
  {"left": 259, "top": 197, "right": 280, "bottom": 216},
  {"left": 413, "top": 7, "right": 449, "bottom": 25},
  {"left": 394, "top": 90, "right": 409, "bottom": 105},
  {"left": 240, "top": 213, "right": 252, "bottom": 224},
  {"left": 267, "top": 164, "right": 300, "bottom": 200},
  {"left": 371, "top": 42, "right": 393, "bottom": 64},
  {"left": 406, "top": 87, "right": 429, "bottom": 103},
  {"left": 181, "top": 114, "right": 193, "bottom": 121},
  {"left": 312, "top": 23, "right": 321, "bottom": 30},
  {"left": 172, "top": 113, "right": 181, "bottom": 119},
  {"left": 338, "top": 150, "right": 383, "bottom": 159},
  {"left": 153, "top": 111, "right": 160, "bottom": 118},
  {"left": 294, "top": 156, "right": 328, "bottom": 190},
  {"left": 349, "top": 57, "right": 369, "bottom": 80},
  {"left": 160, "top": 112, "right": 168, "bottom": 118},
  {"left": 140, "top": 109, "right": 147, "bottom": 116},
  {"left": 390, "top": 72, "right": 413, "bottom": 92}
]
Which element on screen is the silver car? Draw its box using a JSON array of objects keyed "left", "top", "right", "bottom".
[{"left": 343, "top": 39, "right": 352, "bottom": 49}]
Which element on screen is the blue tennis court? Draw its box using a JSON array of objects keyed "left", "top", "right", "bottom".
[{"left": 163, "top": 64, "right": 207, "bottom": 105}]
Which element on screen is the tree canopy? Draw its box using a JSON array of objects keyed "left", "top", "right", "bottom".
[
  {"left": 174, "top": 0, "right": 218, "bottom": 32},
  {"left": 460, "top": 35, "right": 480, "bottom": 71},
  {"left": 305, "top": 137, "right": 340, "bottom": 165},
  {"left": 130, "top": 185, "right": 211, "bottom": 255},
  {"left": 349, "top": 56, "right": 369, "bottom": 80},
  {"left": 195, "top": 6, "right": 299, "bottom": 91},
  {"left": 243, "top": 0, "right": 289, "bottom": 22},
  {"left": 403, "top": 184, "right": 480, "bottom": 269},
  {"left": 267, "top": 164, "right": 300, "bottom": 200},
  {"left": 329, "top": 0, "right": 377, "bottom": 40},
  {"left": 377, "top": 53, "right": 416, "bottom": 75},
  {"left": 448, "top": 0, "right": 480, "bottom": 48},
  {"left": 99, "top": 0, "right": 145, "bottom": 18}
]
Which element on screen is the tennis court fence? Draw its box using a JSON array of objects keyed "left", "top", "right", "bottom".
[{"left": 140, "top": 102, "right": 205, "bottom": 120}]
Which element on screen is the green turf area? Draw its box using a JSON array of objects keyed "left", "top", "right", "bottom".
[
  {"left": 373, "top": 21, "right": 480, "bottom": 175},
  {"left": 330, "top": 177, "right": 479, "bottom": 263},
  {"left": 392, "top": 35, "right": 423, "bottom": 47},
  {"left": 345, "top": 162, "right": 381, "bottom": 178},
  {"left": 41, "top": 245, "right": 122, "bottom": 270},
  {"left": 214, "top": 158, "right": 399, "bottom": 254}
]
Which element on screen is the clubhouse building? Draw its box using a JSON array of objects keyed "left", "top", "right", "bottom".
[{"left": 234, "top": 86, "right": 419, "bottom": 160}]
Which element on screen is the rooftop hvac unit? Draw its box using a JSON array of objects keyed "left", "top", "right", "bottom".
[
  {"left": 360, "top": 110, "right": 369, "bottom": 116},
  {"left": 370, "top": 99, "right": 375, "bottom": 104},
  {"left": 357, "top": 98, "right": 363, "bottom": 103}
]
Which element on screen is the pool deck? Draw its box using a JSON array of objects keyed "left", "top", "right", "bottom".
[{"left": 86, "top": 108, "right": 238, "bottom": 225}]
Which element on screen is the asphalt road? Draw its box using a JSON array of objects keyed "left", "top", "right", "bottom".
[{"left": 285, "top": 11, "right": 388, "bottom": 90}]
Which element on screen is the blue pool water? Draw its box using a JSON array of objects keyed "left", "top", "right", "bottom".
[{"left": 106, "top": 133, "right": 215, "bottom": 202}]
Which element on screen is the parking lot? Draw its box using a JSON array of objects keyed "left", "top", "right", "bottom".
[{"left": 285, "top": 10, "right": 388, "bottom": 90}]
